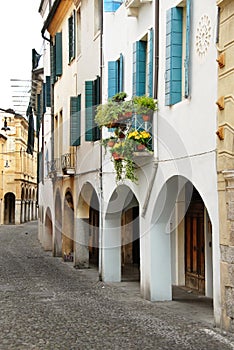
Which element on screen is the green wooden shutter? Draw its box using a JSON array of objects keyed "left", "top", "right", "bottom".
[
  {"left": 85, "top": 79, "right": 100, "bottom": 141},
  {"left": 108, "top": 61, "right": 118, "bottom": 98},
  {"left": 133, "top": 41, "right": 146, "bottom": 96},
  {"left": 50, "top": 43, "right": 56, "bottom": 84},
  {"left": 93, "top": 77, "right": 100, "bottom": 141},
  {"left": 119, "top": 53, "right": 124, "bottom": 92},
  {"left": 147, "top": 28, "right": 154, "bottom": 97},
  {"left": 165, "top": 7, "right": 183, "bottom": 105},
  {"left": 55, "top": 32, "right": 63, "bottom": 76},
  {"left": 37, "top": 93, "right": 41, "bottom": 136},
  {"left": 45, "top": 76, "right": 51, "bottom": 107},
  {"left": 85, "top": 81, "right": 94, "bottom": 141},
  {"left": 68, "top": 11, "right": 76, "bottom": 62},
  {"left": 43, "top": 83, "right": 46, "bottom": 114},
  {"left": 185, "top": 0, "right": 191, "bottom": 98},
  {"left": 70, "top": 95, "right": 81, "bottom": 146}
]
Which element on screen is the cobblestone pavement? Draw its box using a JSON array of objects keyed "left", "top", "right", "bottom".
[{"left": 0, "top": 222, "right": 234, "bottom": 350}]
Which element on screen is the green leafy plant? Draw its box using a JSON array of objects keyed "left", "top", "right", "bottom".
[
  {"left": 133, "top": 95, "right": 157, "bottom": 116},
  {"left": 111, "top": 91, "right": 127, "bottom": 102}
]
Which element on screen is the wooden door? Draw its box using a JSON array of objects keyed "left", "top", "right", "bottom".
[{"left": 185, "top": 189, "right": 205, "bottom": 293}]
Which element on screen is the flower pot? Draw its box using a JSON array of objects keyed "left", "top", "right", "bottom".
[
  {"left": 108, "top": 140, "right": 115, "bottom": 147},
  {"left": 142, "top": 114, "right": 150, "bottom": 122},
  {"left": 119, "top": 111, "right": 133, "bottom": 120},
  {"left": 112, "top": 152, "right": 124, "bottom": 161},
  {"left": 136, "top": 144, "right": 146, "bottom": 151}
]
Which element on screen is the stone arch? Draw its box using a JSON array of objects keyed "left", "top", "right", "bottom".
[
  {"left": 149, "top": 175, "right": 213, "bottom": 302},
  {"left": 54, "top": 189, "right": 62, "bottom": 257},
  {"left": 4, "top": 192, "right": 15, "bottom": 224},
  {"left": 102, "top": 185, "right": 140, "bottom": 283}
]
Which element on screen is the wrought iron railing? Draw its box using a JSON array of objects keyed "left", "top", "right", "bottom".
[
  {"left": 47, "top": 158, "right": 62, "bottom": 176},
  {"left": 61, "top": 153, "right": 75, "bottom": 173}
]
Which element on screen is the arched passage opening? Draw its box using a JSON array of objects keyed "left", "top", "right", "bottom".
[
  {"left": 75, "top": 183, "right": 100, "bottom": 269},
  {"left": 44, "top": 208, "right": 53, "bottom": 251},
  {"left": 63, "top": 190, "right": 74, "bottom": 261},
  {"left": 4, "top": 192, "right": 15, "bottom": 224},
  {"left": 54, "top": 189, "right": 62, "bottom": 257},
  {"left": 150, "top": 176, "right": 213, "bottom": 301},
  {"left": 102, "top": 185, "right": 140, "bottom": 283}
]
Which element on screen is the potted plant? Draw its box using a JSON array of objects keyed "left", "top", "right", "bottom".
[
  {"left": 127, "top": 130, "right": 152, "bottom": 151},
  {"left": 133, "top": 96, "right": 157, "bottom": 121},
  {"left": 111, "top": 91, "right": 127, "bottom": 102},
  {"left": 95, "top": 100, "right": 122, "bottom": 127}
]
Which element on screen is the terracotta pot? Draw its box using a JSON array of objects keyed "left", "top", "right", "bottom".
[
  {"left": 112, "top": 152, "right": 124, "bottom": 160},
  {"left": 136, "top": 144, "right": 146, "bottom": 151},
  {"left": 108, "top": 140, "right": 115, "bottom": 147},
  {"left": 142, "top": 114, "right": 150, "bottom": 122}
]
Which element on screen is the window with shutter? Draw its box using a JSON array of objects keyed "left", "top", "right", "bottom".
[
  {"left": 108, "top": 54, "right": 124, "bottom": 99},
  {"left": 55, "top": 32, "right": 63, "bottom": 76},
  {"left": 165, "top": 7, "right": 183, "bottom": 105},
  {"left": 108, "top": 61, "right": 118, "bottom": 98},
  {"left": 70, "top": 95, "right": 81, "bottom": 146},
  {"left": 133, "top": 40, "right": 147, "bottom": 96},
  {"left": 68, "top": 11, "right": 76, "bottom": 63},
  {"left": 165, "top": 1, "right": 191, "bottom": 106},
  {"left": 85, "top": 78, "right": 100, "bottom": 141},
  {"left": 133, "top": 30, "right": 154, "bottom": 97}
]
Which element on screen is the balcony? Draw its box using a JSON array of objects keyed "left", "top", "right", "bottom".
[
  {"left": 125, "top": 0, "right": 152, "bottom": 16},
  {"left": 61, "top": 153, "right": 75, "bottom": 175},
  {"left": 47, "top": 158, "right": 63, "bottom": 178}
]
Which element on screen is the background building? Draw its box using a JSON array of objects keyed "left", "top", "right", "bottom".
[
  {"left": 216, "top": 0, "right": 234, "bottom": 333},
  {"left": 0, "top": 110, "right": 37, "bottom": 224}
]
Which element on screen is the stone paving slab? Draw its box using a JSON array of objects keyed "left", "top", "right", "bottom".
[{"left": 0, "top": 221, "right": 234, "bottom": 350}]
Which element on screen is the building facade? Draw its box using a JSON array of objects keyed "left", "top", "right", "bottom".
[
  {"left": 216, "top": 0, "right": 234, "bottom": 333},
  {"left": 0, "top": 111, "right": 37, "bottom": 225},
  {"left": 37, "top": 0, "right": 229, "bottom": 331}
]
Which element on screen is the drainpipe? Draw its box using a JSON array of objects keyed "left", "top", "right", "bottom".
[
  {"left": 98, "top": 1, "right": 104, "bottom": 281},
  {"left": 142, "top": 0, "right": 160, "bottom": 218}
]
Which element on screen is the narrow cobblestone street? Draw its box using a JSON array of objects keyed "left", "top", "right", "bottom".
[{"left": 0, "top": 221, "right": 233, "bottom": 350}]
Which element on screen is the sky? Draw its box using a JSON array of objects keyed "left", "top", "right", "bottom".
[{"left": 0, "top": 1, "right": 43, "bottom": 114}]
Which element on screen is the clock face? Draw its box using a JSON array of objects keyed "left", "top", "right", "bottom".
[{"left": 196, "top": 14, "right": 212, "bottom": 58}]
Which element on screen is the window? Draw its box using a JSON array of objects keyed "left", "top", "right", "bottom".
[
  {"left": 68, "top": 10, "right": 76, "bottom": 63},
  {"left": 165, "top": 0, "right": 191, "bottom": 106},
  {"left": 108, "top": 54, "right": 123, "bottom": 98},
  {"left": 70, "top": 95, "right": 81, "bottom": 146},
  {"left": 132, "top": 28, "right": 154, "bottom": 97},
  {"left": 85, "top": 78, "right": 101, "bottom": 142}
]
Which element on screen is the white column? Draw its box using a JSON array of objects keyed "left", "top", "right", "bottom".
[
  {"left": 150, "top": 223, "right": 172, "bottom": 301},
  {"left": 15, "top": 199, "right": 21, "bottom": 225},
  {"left": 74, "top": 218, "right": 89, "bottom": 268},
  {"left": 102, "top": 214, "right": 121, "bottom": 282}
]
